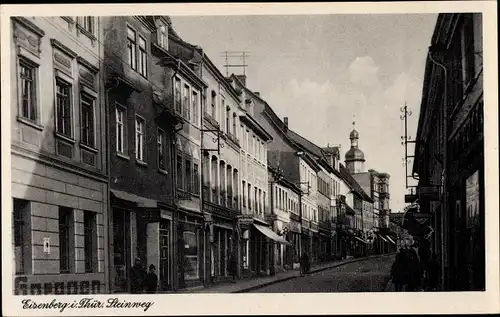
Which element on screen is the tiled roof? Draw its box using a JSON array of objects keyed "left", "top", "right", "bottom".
[{"left": 339, "top": 164, "right": 373, "bottom": 203}]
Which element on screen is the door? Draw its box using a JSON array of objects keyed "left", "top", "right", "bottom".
[
  {"left": 159, "top": 220, "right": 171, "bottom": 291},
  {"left": 112, "top": 210, "right": 130, "bottom": 293}
]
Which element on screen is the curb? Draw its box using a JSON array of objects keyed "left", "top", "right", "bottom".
[{"left": 233, "top": 253, "right": 397, "bottom": 293}]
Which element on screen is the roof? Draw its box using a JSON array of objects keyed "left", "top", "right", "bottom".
[
  {"left": 350, "top": 129, "right": 359, "bottom": 139},
  {"left": 345, "top": 147, "right": 365, "bottom": 161},
  {"left": 339, "top": 164, "right": 374, "bottom": 203}
]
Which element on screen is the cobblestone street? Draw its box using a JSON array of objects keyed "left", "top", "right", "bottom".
[{"left": 248, "top": 254, "right": 395, "bottom": 293}]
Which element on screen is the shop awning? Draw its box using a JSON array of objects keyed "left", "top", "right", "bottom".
[
  {"left": 253, "top": 224, "right": 291, "bottom": 245},
  {"left": 111, "top": 189, "right": 157, "bottom": 208},
  {"left": 377, "top": 234, "right": 389, "bottom": 243},
  {"left": 385, "top": 236, "right": 396, "bottom": 245},
  {"left": 354, "top": 236, "right": 368, "bottom": 244}
]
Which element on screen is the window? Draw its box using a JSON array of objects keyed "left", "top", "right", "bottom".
[
  {"left": 138, "top": 36, "right": 147, "bottom": 77},
  {"left": 127, "top": 26, "right": 137, "bottom": 70},
  {"left": 263, "top": 192, "right": 266, "bottom": 213},
  {"left": 211, "top": 91, "right": 216, "bottom": 117},
  {"left": 84, "top": 211, "right": 97, "bottom": 273},
  {"left": 78, "top": 17, "right": 94, "bottom": 34},
  {"left": 80, "top": 94, "right": 94, "bottom": 147},
  {"left": 177, "top": 154, "right": 183, "bottom": 190},
  {"left": 115, "top": 106, "right": 125, "bottom": 153},
  {"left": 56, "top": 79, "right": 72, "bottom": 137},
  {"left": 192, "top": 91, "right": 198, "bottom": 125},
  {"left": 158, "top": 129, "right": 166, "bottom": 170},
  {"left": 248, "top": 184, "right": 252, "bottom": 210},
  {"left": 221, "top": 98, "right": 226, "bottom": 129},
  {"left": 183, "top": 85, "right": 190, "bottom": 120},
  {"left": 185, "top": 158, "right": 192, "bottom": 192},
  {"left": 157, "top": 23, "right": 168, "bottom": 49},
  {"left": 174, "top": 78, "right": 182, "bottom": 113},
  {"left": 135, "top": 116, "right": 145, "bottom": 162},
  {"left": 242, "top": 180, "right": 246, "bottom": 207},
  {"left": 59, "top": 207, "right": 72, "bottom": 273},
  {"left": 254, "top": 187, "right": 258, "bottom": 212},
  {"left": 13, "top": 199, "right": 30, "bottom": 275},
  {"left": 226, "top": 107, "right": 231, "bottom": 133},
  {"left": 258, "top": 189, "right": 262, "bottom": 214},
  {"left": 19, "top": 59, "right": 37, "bottom": 121},
  {"left": 193, "top": 163, "right": 200, "bottom": 195},
  {"left": 461, "top": 15, "right": 475, "bottom": 88},
  {"left": 233, "top": 113, "right": 237, "bottom": 136}
]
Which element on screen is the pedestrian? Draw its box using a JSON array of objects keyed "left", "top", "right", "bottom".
[
  {"left": 145, "top": 264, "right": 158, "bottom": 294},
  {"left": 300, "top": 253, "right": 310, "bottom": 276},
  {"left": 391, "top": 249, "right": 407, "bottom": 291},
  {"left": 426, "top": 254, "right": 440, "bottom": 291},
  {"left": 130, "top": 257, "right": 146, "bottom": 294},
  {"left": 406, "top": 245, "right": 422, "bottom": 291},
  {"left": 229, "top": 252, "right": 238, "bottom": 282}
]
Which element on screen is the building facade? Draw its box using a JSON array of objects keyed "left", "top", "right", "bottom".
[
  {"left": 412, "top": 13, "right": 484, "bottom": 291},
  {"left": 11, "top": 16, "right": 109, "bottom": 295}
]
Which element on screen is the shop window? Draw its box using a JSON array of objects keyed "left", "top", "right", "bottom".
[
  {"left": 84, "top": 211, "right": 98, "bottom": 273},
  {"left": 13, "top": 199, "right": 31, "bottom": 275},
  {"left": 59, "top": 207, "right": 73, "bottom": 273},
  {"left": 183, "top": 226, "right": 199, "bottom": 280}
]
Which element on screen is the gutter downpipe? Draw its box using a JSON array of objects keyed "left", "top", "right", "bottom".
[
  {"left": 169, "top": 58, "right": 183, "bottom": 290},
  {"left": 428, "top": 48, "right": 448, "bottom": 291}
]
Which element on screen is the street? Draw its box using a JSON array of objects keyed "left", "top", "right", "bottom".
[{"left": 248, "top": 255, "right": 395, "bottom": 293}]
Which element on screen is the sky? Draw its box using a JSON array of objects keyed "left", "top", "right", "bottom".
[{"left": 170, "top": 14, "right": 438, "bottom": 214}]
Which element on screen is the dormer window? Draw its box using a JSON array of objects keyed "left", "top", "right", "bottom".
[{"left": 157, "top": 22, "right": 168, "bottom": 50}]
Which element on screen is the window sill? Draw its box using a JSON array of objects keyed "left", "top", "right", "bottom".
[
  {"left": 17, "top": 116, "right": 43, "bottom": 131},
  {"left": 116, "top": 152, "right": 130, "bottom": 161},
  {"left": 55, "top": 132, "right": 76, "bottom": 144},
  {"left": 136, "top": 160, "right": 148, "bottom": 168},
  {"left": 80, "top": 142, "right": 98, "bottom": 153}
]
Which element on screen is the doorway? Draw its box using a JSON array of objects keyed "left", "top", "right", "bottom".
[
  {"left": 112, "top": 210, "right": 131, "bottom": 293},
  {"left": 159, "top": 220, "right": 171, "bottom": 291}
]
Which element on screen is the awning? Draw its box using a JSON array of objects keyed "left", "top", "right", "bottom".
[
  {"left": 253, "top": 224, "right": 291, "bottom": 245},
  {"left": 385, "top": 236, "right": 396, "bottom": 245},
  {"left": 111, "top": 189, "right": 157, "bottom": 208},
  {"left": 354, "top": 236, "right": 368, "bottom": 244},
  {"left": 377, "top": 234, "right": 389, "bottom": 243}
]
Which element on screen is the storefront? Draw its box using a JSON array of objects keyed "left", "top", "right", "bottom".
[
  {"left": 177, "top": 211, "right": 204, "bottom": 289},
  {"left": 110, "top": 190, "right": 175, "bottom": 293},
  {"left": 209, "top": 217, "right": 235, "bottom": 282},
  {"left": 289, "top": 218, "right": 302, "bottom": 268}
]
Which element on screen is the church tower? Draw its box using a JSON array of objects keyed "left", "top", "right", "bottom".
[{"left": 345, "top": 118, "right": 365, "bottom": 174}]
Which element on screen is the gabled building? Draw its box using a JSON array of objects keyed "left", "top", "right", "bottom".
[{"left": 102, "top": 15, "right": 183, "bottom": 292}]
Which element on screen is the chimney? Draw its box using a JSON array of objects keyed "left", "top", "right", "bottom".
[
  {"left": 254, "top": 92, "right": 260, "bottom": 97},
  {"left": 236, "top": 74, "right": 247, "bottom": 86},
  {"left": 283, "top": 117, "right": 289, "bottom": 132}
]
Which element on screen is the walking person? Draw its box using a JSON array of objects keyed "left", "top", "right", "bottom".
[
  {"left": 145, "top": 264, "right": 158, "bottom": 294},
  {"left": 391, "top": 249, "right": 407, "bottom": 291},
  {"left": 406, "top": 245, "right": 422, "bottom": 291},
  {"left": 300, "top": 253, "right": 310, "bottom": 276},
  {"left": 229, "top": 252, "right": 238, "bottom": 282},
  {"left": 130, "top": 257, "right": 147, "bottom": 294}
]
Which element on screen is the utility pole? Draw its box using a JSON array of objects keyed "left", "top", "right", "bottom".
[{"left": 400, "top": 102, "right": 418, "bottom": 192}]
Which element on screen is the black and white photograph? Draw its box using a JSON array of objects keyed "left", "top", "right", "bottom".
[{"left": 1, "top": 2, "right": 498, "bottom": 316}]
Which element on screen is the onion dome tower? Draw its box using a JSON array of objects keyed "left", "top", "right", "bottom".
[{"left": 345, "top": 117, "right": 365, "bottom": 174}]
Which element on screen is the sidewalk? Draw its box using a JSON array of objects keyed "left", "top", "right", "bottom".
[{"left": 184, "top": 252, "right": 396, "bottom": 293}]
